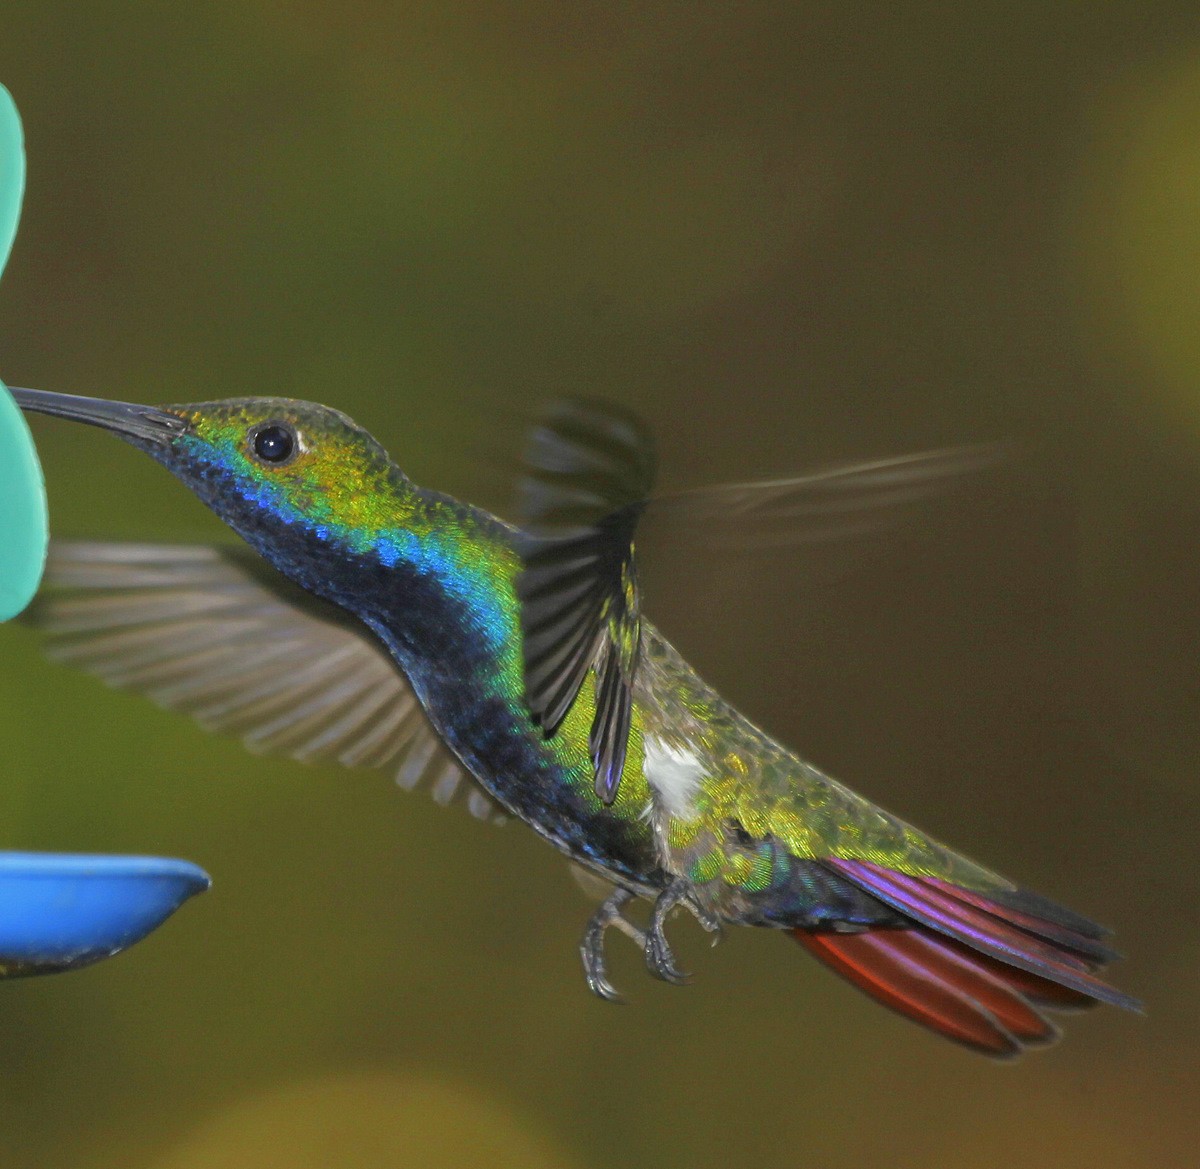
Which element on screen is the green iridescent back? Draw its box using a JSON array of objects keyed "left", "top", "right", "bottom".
[{"left": 632, "top": 633, "right": 1010, "bottom": 910}]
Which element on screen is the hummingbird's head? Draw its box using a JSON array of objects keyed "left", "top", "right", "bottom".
[{"left": 12, "top": 389, "right": 422, "bottom": 582}]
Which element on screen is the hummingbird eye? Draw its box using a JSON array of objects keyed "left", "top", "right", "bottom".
[{"left": 249, "top": 423, "right": 296, "bottom": 465}]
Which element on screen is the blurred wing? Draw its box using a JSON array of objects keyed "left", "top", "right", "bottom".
[
  {"left": 515, "top": 399, "right": 655, "bottom": 805},
  {"left": 643, "top": 444, "right": 1005, "bottom": 555},
  {"left": 29, "top": 542, "right": 506, "bottom": 825},
  {"left": 568, "top": 861, "right": 619, "bottom": 903}
]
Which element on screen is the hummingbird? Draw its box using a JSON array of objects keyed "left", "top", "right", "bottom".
[{"left": 10, "top": 387, "right": 1139, "bottom": 1057}]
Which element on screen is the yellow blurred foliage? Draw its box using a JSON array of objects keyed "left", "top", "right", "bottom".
[
  {"left": 1084, "top": 50, "right": 1200, "bottom": 432},
  {"left": 154, "top": 1072, "right": 582, "bottom": 1169}
]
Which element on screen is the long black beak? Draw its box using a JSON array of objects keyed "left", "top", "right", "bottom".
[{"left": 9, "top": 387, "right": 188, "bottom": 443}]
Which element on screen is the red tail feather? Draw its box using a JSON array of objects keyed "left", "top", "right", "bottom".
[{"left": 795, "top": 927, "right": 1063, "bottom": 1056}]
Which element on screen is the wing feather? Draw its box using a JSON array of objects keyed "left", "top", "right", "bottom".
[
  {"left": 643, "top": 445, "right": 1005, "bottom": 555},
  {"left": 29, "top": 541, "right": 506, "bottom": 825},
  {"left": 516, "top": 399, "right": 654, "bottom": 805}
]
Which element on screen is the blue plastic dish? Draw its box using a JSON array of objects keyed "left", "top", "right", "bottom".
[{"left": 0, "top": 852, "right": 211, "bottom": 976}]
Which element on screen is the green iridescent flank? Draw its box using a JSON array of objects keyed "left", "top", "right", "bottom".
[{"left": 537, "top": 661, "right": 650, "bottom": 823}]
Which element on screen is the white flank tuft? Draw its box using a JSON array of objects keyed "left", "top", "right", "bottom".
[{"left": 642, "top": 735, "right": 706, "bottom": 820}]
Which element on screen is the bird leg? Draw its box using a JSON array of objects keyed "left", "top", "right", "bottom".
[
  {"left": 644, "top": 877, "right": 722, "bottom": 985},
  {"left": 580, "top": 885, "right": 645, "bottom": 1003}
]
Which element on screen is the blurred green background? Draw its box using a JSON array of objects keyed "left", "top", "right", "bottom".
[{"left": 1, "top": 3, "right": 1196, "bottom": 1166}]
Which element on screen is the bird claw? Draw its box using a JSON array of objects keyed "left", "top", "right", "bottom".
[
  {"left": 694, "top": 903, "right": 723, "bottom": 937},
  {"left": 644, "top": 924, "right": 690, "bottom": 984},
  {"left": 642, "top": 877, "right": 713, "bottom": 985},
  {"left": 584, "top": 964, "right": 626, "bottom": 1004},
  {"left": 579, "top": 877, "right": 720, "bottom": 997},
  {"left": 580, "top": 886, "right": 643, "bottom": 1004}
]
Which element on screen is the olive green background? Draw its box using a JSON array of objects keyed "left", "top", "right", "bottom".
[{"left": 0, "top": 4, "right": 1196, "bottom": 1167}]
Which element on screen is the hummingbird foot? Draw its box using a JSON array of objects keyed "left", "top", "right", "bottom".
[
  {"left": 580, "top": 886, "right": 645, "bottom": 1004},
  {"left": 644, "top": 877, "right": 710, "bottom": 985}
]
